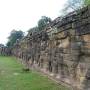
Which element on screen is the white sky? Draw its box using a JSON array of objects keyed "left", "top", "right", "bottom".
[{"left": 0, "top": 0, "right": 67, "bottom": 45}]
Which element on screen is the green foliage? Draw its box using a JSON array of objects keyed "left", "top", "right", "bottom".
[
  {"left": 84, "top": 0, "right": 90, "bottom": 5},
  {"left": 28, "top": 16, "right": 52, "bottom": 34},
  {"left": 6, "top": 16, "right": 51, "bottom": 46},
  {"left": 0, "top": 56, "right": 69, "bottom": 90},
  {"left": 6, "top": 41, "right": 11, "bottom": 47},
  {"left": 28, "top": 26, "right": 39, "bottom": 33},
  {"left": 38, "top": 16, "right": 52, "bottom": 31},
  {"left": 6, "top": 30, "right": 24, "bottom": 47}
]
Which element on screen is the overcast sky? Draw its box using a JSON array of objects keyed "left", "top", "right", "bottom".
[{"left": 0, "top": 0, "right": 67, "bottom": 45}]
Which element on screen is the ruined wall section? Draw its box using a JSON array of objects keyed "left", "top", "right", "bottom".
[
  {"left": 12, "top": 6, "right": 90, "bottom": 90},
  {"left": 0, "top": 46, "right": 11, "bottom": 56}
]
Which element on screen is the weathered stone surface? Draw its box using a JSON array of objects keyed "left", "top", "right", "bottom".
[
  {"left": 1, "top": 6, "right": 90, "bottom": 90},
  {"left": 0, "top": 45, "right": 11, "bottom": 56}
]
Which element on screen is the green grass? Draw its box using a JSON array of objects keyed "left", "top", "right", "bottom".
[{"left": 0, "top": 56, "right": 70, "bottom": 90}]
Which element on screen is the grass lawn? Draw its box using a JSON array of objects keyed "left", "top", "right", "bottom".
[{"left": 0, "top": 56, "right": 70, "bottom": 90}]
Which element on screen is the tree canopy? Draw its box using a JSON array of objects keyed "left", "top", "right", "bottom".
[
  {"left": 84, "top": 0, "right": 90, "bottom": 5},
  {"left": 38, "top": 16, "right": 52, "bottom": 31},
  {"left": 67, "top": 0, "right": 84, "bottom": 10},
  {"left": 28, "top": 27, "right": 39, "bottom": 34},
  {"left": 28, "top": 16, "right": 52, "bottom": 35},
  {"left": 61, "top": 0, "right": 85, "bottom": 15},
  {"left": 7, "top": 30, "right": 24, "bottom": 47}
]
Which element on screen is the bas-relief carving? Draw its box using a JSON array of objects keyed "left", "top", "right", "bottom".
[{"left": 1, "top": 6, "right": 90, "bottom": 90}]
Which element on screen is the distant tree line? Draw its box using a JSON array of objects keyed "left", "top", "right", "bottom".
[
  {"left": 6, "top": 30, "right": 24, "bottom": 47},
  {"left": 6, "top": 16, "right": 52, "bottom": 47}
]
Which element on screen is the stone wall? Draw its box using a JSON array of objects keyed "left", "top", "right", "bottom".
[
  {"left": 0, "top": 45, "right": 11, "bottom": 56},
  {"left": 11, "top": 6, "right": 90, "bottom": 90}
]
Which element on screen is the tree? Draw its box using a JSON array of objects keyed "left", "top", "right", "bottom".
[
  {"left": 6, "top": 30, "right": 24, "bottom": 47},
  {"left": 61, "top": 0, "right": 85, "bottom": 15},
  {"left": 0, "top": 44, "right": 4, "bottom": 47},
  {"left": 67, "top": 0, "right": 84, "bottom": 10},
  {"left": 28, "top": 16, "right": 52, "bottom": 34},
  {"left": 28, "top": 26, "right": 39, "bottom": 33},
  {"left": 84, "top": 0, "right": 90, "bottom": 5},
  {"left": 38, "top": 16, "right": 52, "bottom": 31}
]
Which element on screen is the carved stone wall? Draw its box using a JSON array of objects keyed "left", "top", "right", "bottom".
[
  {"left": 5, "top": 6, "right": 90, "bottom": 90},
  {"left": 0, "top": 46, "right": 11, "bottom": 56}
]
